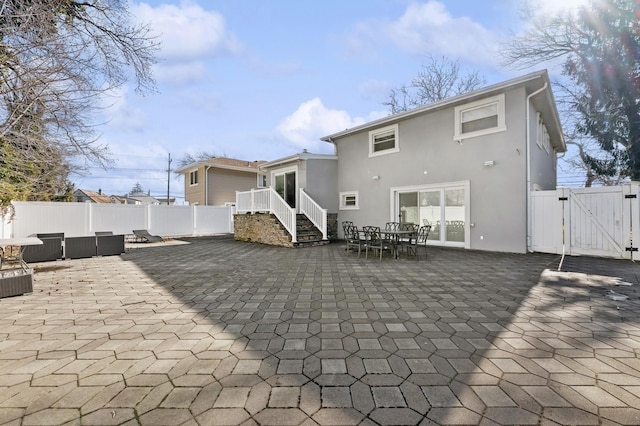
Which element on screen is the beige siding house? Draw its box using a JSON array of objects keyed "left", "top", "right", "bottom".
[{"left": 176, "top": 157, "right": 267, "bottom": 206}]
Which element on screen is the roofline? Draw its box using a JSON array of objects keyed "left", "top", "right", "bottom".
[
  {"left": 260, "top": 152, "right": 338, "bottom": 169},
  {"left": 175, "top": 161, "right": 263, "bottom": 174},
  {"left": 321, "top": 69, "right": 552, "bottom": 142}
]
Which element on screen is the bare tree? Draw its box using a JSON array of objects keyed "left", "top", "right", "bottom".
[
  {"left": 176, "top": 151, "right": 219, "bottom": 169},
  {"left": 383, "top": 56, "right": 486, "bottom": 114},
  {"left": 502, "top": 0, "right": 640, "bottom": 184},
  {"left": 0, "top": 0, "right": 158, "bottom": 206}
]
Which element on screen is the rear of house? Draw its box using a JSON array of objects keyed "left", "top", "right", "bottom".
[{"left": 322, "top": 70, "right": 565, "bottom": 253}]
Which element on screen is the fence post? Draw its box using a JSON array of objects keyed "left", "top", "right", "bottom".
[
  {"left": 192, "top": 205, "right": 197, "bottom": 236},
  {"left": 250, "top": 188, "right": 256, "bottom": 213}
]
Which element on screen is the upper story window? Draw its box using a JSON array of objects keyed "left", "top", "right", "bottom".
[
  {"left": 189, "top": 170, "right": 198, "bottom": 186},
  {"left": 339, "top": 191, "right": 359, "bottom": 210},
  {"left": 257, "top": 174, "right": 267, "bottom": 188},
  {"left": 369, "top": 124, "right": 399, "bottom": 157},
  {"left": 454, "top": 94, "right": 506, "bottom": 141}
]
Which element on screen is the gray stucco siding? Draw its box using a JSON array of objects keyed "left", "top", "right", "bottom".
[{"left": 335, "top": 87, "right": 537, "bottom": 253}]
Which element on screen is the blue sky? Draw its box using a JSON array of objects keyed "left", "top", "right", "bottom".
[{"left": 73, "top": 0, "right": 586, "bottom": 203}]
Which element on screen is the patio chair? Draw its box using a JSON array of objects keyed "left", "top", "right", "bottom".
[
  {"left": 345, "top": 225, "right": 364, "bottom": 256},
  {"left": 406, "top": 225, "right": 431, "bottom": 261},
  {"left": 342, "top": 221, "right": 353, "bottom": 250},
  {"left": 399, "top": 223, "right": 419, "bottom": 254},
  {"left": 22, "top": 233, "right": 64, "bottom": 263},
  {"left": 362, "top": 226, "right": 393, "bottom": 261},
  {"left": 132, "top": 229, "right": 164, "bottom": 243}
]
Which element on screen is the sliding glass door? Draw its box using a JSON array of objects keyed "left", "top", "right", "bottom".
[
  {"left": 395, "top": 183, "right": 468, "bottom": 246},
  {"left": 275, "top": 171, "right": 296, "bottom": 208}
]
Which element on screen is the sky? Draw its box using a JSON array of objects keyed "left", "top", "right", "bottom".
[{"left": 72, "top": 0, "right": 589, "bottom": 203}]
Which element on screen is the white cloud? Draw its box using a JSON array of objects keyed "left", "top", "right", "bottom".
[
  {"left": 152, "top": 61, "right": 208, "bottom": 85},
  {"left": 276, "top": 98, "right": 386, "bottom": 153},
  {"left": 346, "top": 1, "right": 500, "bottom": 66},
  {"left": 132, "top": 0, "right": 241, "bottom": 62},
  {"left": 101, "top": 85, "right": 148, "bottom": 132}
]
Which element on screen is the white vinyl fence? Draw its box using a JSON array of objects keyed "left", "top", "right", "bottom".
[
  {"left": 531, "top": 182, "right": 640, "bottom": 259},
  {"left": 1, "top": 202, "right": 235, "bottom": 238}
]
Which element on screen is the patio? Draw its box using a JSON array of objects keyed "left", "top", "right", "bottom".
[{"left": 1, "top": 236, "right": 639, "bottom": 425}]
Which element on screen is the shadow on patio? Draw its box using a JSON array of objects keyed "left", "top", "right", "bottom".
[{"left": 0, "top": 236, "right": 639, "bottom": 425}]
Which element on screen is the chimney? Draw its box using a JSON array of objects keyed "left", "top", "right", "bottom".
[{"left": 98, "top": 189, "right": 102, "bottom": 195}]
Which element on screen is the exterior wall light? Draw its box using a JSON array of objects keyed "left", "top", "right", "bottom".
[{"left": 483, "top": 160, "right": 495, "bottom": 167}]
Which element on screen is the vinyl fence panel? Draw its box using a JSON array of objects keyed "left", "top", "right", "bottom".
[
  {"left": 5, "top": 202, "right": 234, "bottom": 238},
  {"left": 91, "top": 204, "right": 147, "bottom": 235}
]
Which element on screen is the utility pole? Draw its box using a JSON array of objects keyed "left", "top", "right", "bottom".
[{"left": 167, "top": 153, "right": 172, "bottom": 205}]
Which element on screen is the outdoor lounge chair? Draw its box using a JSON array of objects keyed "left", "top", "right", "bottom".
[{"left": 132, "top": 229, "right": 163, "bottom": 243}]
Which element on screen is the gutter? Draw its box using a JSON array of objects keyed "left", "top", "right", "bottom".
[{"left": 526, "top": 82, "right": 548, "bottom": 252}]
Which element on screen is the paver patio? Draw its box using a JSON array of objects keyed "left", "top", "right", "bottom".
[{"left": 1, "top": 235, "right": 639, "bottom": 425}]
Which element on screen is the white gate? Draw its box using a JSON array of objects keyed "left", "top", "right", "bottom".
[{"left": 531, "top": 183, "right": 640, "bottom": 259}]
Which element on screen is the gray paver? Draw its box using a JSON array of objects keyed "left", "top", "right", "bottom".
[{"left": 1, "top": 237, "right": 639, "bottom": 425}]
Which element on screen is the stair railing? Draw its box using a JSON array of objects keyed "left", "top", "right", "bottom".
[
  {"left": 236, "top": 188, "right": 297, "bottom": 243},
  {"left": 299, "top": 188, "right": 327, "bottom": 240}
]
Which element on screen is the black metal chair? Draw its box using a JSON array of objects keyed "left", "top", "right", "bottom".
[
  {"left": 406, "top": 225, "right": 431, "bottom": 261},
  {"left": 345, "top": 225, "right": 364, "bottom": 256},
  {"left": 399, "top": 223, "right": 419, "bottom": 254},
  {"left": 363, "top": 226, "right": 392, "bottom": 261}
]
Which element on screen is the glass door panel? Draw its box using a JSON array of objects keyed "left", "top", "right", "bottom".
[
  {"left": 419, "top": 190, "right": 441, "bottom": 241},
  {"left": 399, "top": 192, "right": 418, "bottom": 225},
  {"left": 445, "top": 188, "right": 465, "bottom": 243},
  {"left": 274, "top": 171, "right": 296, "bottom": 208},
  {"left": 285, "top": 172, "right": 296, "bottom": 208}
]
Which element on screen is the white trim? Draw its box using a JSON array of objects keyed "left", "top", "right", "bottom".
[
  {"left": 389, "top": 181, "right": 470, "bottom": 249},
  {"left": 257, "top": 173, "right": 267, "bottom": 188},
  {"left": 189, "top": 169, "right": 199, "bottom": 186},
  {"left": 454, "top": 94, "right": 506, "bottom": 141},
  {"left": 369, "top": 124, "right": 399, "bottom": 157},
  {"left": 339, "top": 191, "right": 359, "bottom": 210}
]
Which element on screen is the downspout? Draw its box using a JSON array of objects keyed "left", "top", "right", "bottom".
[
  {"left": 526, "top": 82, "right": 548, "bottom": 252},
  {"left": 204, "top": 166, "right": 211, "bottom": 205}
]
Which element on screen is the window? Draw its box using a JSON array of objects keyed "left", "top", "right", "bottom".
[
  {"left": 189, "top": 170, "right": 198, "bottom": 185},
  {"left": 257, "top": 174, "right": 267, "bottom": 188},
  {"left": 369, "top": 124, "right": 399, "bottom": 157},
  {"left": 537, "top": 113, "right": 551, "bottom": 154},
  {"left": 454, "top": 94, "right": 506, "bottom": 140},
  {"left": 340, "top": 191, "right": 359, "bottom": 210}
]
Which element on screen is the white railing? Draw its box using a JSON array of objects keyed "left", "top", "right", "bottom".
[
  {"left": 236, "top": 188, "right": 297, "bottom": 243},
  {"left": 300, "top": 188, "right": 327, "bottom": 240}
]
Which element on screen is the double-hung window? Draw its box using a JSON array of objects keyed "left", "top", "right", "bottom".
[
  {"left": 369, "top": 124, "right": 399, "bottom": 157},
  {"left": 189, "top": 170, "right": 198, "bottom": 185},
  {"left": 454, "top": 94, "right": 506, "bottom": 141}
]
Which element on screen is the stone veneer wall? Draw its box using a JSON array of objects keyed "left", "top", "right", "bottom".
[
  {"left": 234, "top": 212, "right": 339, "bottom": 247},
  {"left": 233, "top": 213, "right": 293, "bottom": 247}
]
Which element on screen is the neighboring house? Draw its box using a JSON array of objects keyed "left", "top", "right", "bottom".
[
  {"left": 156, "top": 197, "right": 177, "bottom": 205},
  {"left": 320, "top": 69, "right": 566, "bottom": 254},
  {"left": 176, "top": 157, "right": 267, "bottom": 206},
  {"left": 123, "top": 191, "right": 161, "bottom": 205},
  {"left": 73, "top": 189, "right": 113, "bottom": 204}
]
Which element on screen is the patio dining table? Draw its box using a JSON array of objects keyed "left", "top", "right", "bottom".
[{"left": 381, "top": 229, "right": 417, "bottom": 259}]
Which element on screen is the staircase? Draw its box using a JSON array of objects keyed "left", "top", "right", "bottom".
[{"left": 294, "top": 214, "right": 329, "bottom": 247}]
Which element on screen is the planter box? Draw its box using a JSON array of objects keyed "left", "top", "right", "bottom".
[{"left": 0, "top": 269, "right": 33, "bottom": 298}]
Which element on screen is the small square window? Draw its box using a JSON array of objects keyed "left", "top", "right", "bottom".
[
  {"left": 454, "top": 94, "right": 506, "bottom": 141},
  {"left": 340, "top": 191, "right": 359, "bottom": 210},
  {"left": 369, "top": 124, "right": 399, "bottom": 157},
  {"left": 189, "top": 170, "right": 198, "bottom": 185},
  {"left": 257, "top": 174, "right": 267, "bottom": 188}
]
